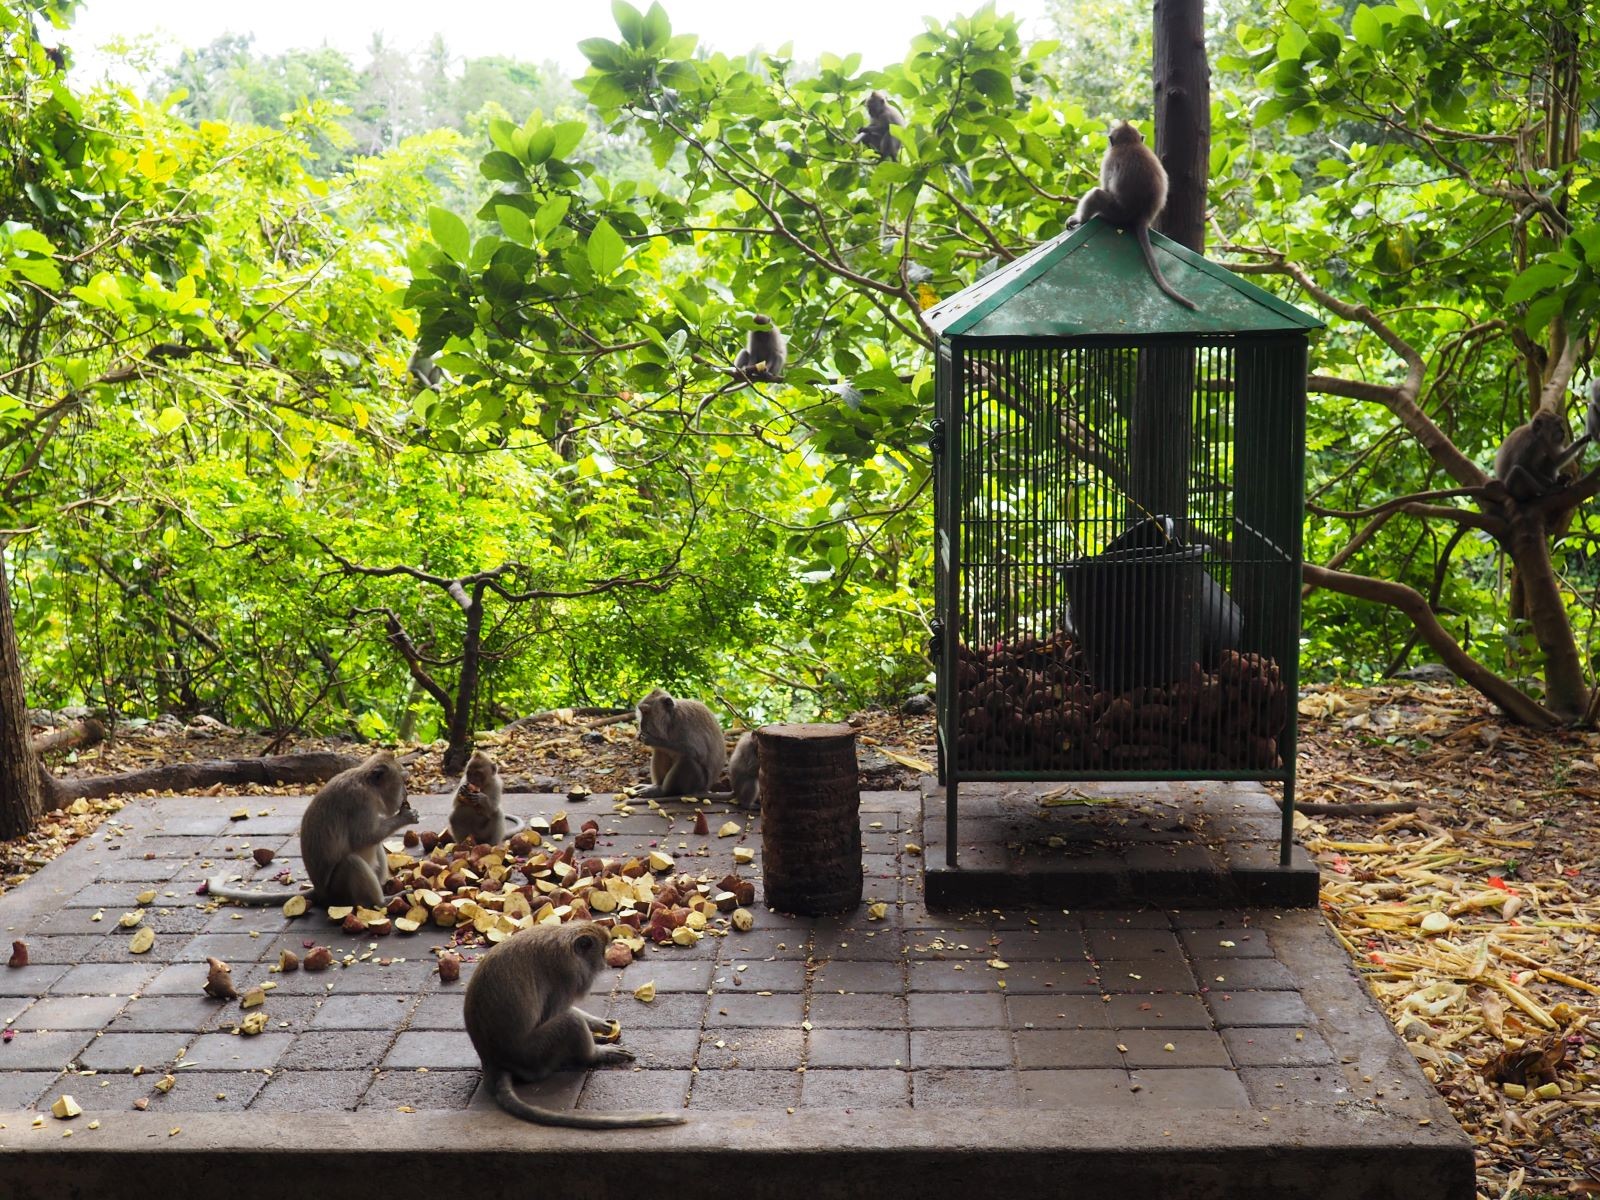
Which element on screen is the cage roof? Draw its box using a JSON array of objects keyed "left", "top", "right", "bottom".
[{"left": 925, "top": 219, "right": 1324, "bottom": 339}]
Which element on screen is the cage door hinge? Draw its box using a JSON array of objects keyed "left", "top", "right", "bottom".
[
  {"left": 927, "top": 418, "right": 945, "bottom": 455},
  {"left": 927, "top": 618, "right": 945, "bottom": 659}
]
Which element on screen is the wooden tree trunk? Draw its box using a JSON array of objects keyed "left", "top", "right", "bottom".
[
  {"left": 0, "top": 557, "right": 44, "bottom": 840},
  {"left": 756, "top": 723, "right": 862, "bottom": 915},
  {"left": 1152, "top": 0, "right": 1210, "bottom": 253}
]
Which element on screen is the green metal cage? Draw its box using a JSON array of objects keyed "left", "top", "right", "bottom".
[{"left": 926, "top": 221, "right": 1323, "bottom": 871}]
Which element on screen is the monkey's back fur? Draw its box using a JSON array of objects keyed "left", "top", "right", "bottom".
[
  {"left": 635, "top": 688, "right": 727, "bottom": 797},
  {"left": 728, "top": 731, "right": 760, "bottom": 810},
  {"left": 465, "top": 923, "right": 687, "bottom": 1129}
]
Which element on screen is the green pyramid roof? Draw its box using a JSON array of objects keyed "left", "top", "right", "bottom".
[{"left": 925, "top": 220, "right": 1324, "bottom": 340}]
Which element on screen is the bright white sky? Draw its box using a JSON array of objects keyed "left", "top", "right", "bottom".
[{"left": 67, "top": 0, "right": 1058, "bottom": 81}]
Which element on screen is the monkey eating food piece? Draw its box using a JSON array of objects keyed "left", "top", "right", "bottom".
[
  {"left": 465, "top": 923, "right": 687, "bottom": 1129},
  {"left": 634, "top": 688, "right": 727, "bottom": 798},
  {"left": 206, "top": 750, "right": 419, "bottom": 909},
  {"left": 728, "top": 731, "right": 760, "bottom": 811},
  {"left": 733, "top": 315, "right": 786, "bottom": 383},
  {"left": 1066, "top": 121, "right": 1198, "bottom": 310},
  {"left": 447, "top": 749, "right": 506, "bottom": 845}
]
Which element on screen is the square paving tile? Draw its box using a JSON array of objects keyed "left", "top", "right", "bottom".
[
  {"left": 807, "top": 993, "right": 905, "bottom": 1029},
  {"left": 705, "top": 992, "right": 803, "bottom": 1028},
  {"left": 280, "top": 1031, "right": 397, "bottom": 1071},
  {"left": 0, "top": 964, "right": 69, "bottom": 995},
  {"left": 689, "top": 1068, "right": 800, "bottom": 1110},
  {"left": 383, "top": 1031, "right": 477, "bottom": 1070},
  {"left": 908, "top": 1028, "right": 1013, "bottom": 1069},
  {"left": 48, "top": 963, "right": 158, "bottom": 996},
  {"left": 1095, "top": 958, "right": 1197, "bottom": 992},
  {"left": 807, "top": 1028, "right": 908, "bottom": 1069},
  {"left": 1104, "top": 993, "right": 1213, "bottom": 1030},
  {"left": 580, "top": 1067, "right": 690, "bottom": 1113},
  {"left": 1015, "top": 1028, "right": 1126, "bottom": 1069},
  {"left": 1006, "top": 994, "right": 1111, "bottom": 1029},
  {"left": 912, "top": 1067, "right": 1021, "bottom": 1108},
  {"left": 312, "top": 994, "right": 417, "bottom": 1030},
  {"left": 75, "top": 1031, "right": 191, "bottom": 1071},
  {"left": 1206, "top": 990, "right": 1314, "bottom": 1027},
  {"left": 186, "top": 1032, "right": 293, "bottom": 1070},
  {"left": 713, "top": 959, "right": 807, "bottom": 993},
  {"left": 907, "top": 992, "right": 1006, "bottom": 1028},
  {"left": 0, "top": 1071, "right": 52, "bottom": 1108},
  {"left": 0, "top": 1030, "right": 93, "bottom": 1070},
  {"left": 808, "top": 959, "right": 904, "bottom": 993},
  {"left": 361, "top": 1070, "right": 480, "bottom": 1111},
  {"left": 698, "top": 1028, "right": 803, "bottom": 1069},
  {"left": 800, "top": 1069, "right": 910, "bottom": 1108},
  {"left": 614, "top": 993, "right": 707, "bottom": 1028},
  {"left": 1222, "top": 1026, "right": 1335, "bottom": 1067},
  {"left": 9, "top": 995, "right": 128, "bottom": 1030},
  {"left": 1193, "top": 957, "right": 1295, "bottom": 990},
  {"left": 1019, "top": 1069, "right": 1137, "bottom": 1109},
  {"left": 1115, "top": 1029, "right": 1231, "bottom": 1069},
  {"left": 250, "top": 1070, "right": 372, "bottom": 1111},
  {"left": 1180, "top": 927, "right": 1274, "bottom": 958},
  {"left": 1086, "top": 928, "right": 1185, "bottom": 959},
  {"left": 1129, "top": 1067, "right": 1250, "bottom": 1108}
]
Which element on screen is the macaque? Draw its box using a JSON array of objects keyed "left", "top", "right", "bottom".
[
  {"left": 447, "top": 750, "right": 506, "bottom": 845},
  {"left": 1066, "top": 122, "right": 1197, "bottom": 311},
  {"left": 728, "top": 731, "right": 760, "bottom": 811},
  {"left": 854, "top": 90, "right": 905, "bottom": 161},
  {"left": 1493, "top": 381, "right": 1600, "bottom": 502},
  {"left": 634, "top": 688, "right": 727, "bottom": 798},
  {"left": 206, "top": 751, "right": 418, "bottom": 908},
  {"left": 734, "top": 315, "right": 786, "bottom": 383},
  {"left": 464, "top": 923, "right": 687, "bottom": 1128}
]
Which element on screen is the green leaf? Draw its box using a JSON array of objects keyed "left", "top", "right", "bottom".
[
  {"left": 550, "top": 121, "right": 587, "bottom": 160},
  {"left": 1506, "top": 262, "right": 1569, "bottom": 305},
  {"left": 428, "top": 206, "right": 471, "bottom": 263},
  {"left": 1351, "top": 5, "right": 1384, "bottom": 49},
  {"left": 480, "top": 151, "right": 525, "bottom": 183},
  {"left": 577, "top": 38, "right": 625, "bottom": 69},
  {"left": 969, "top": 68, "right": 1013, "bottom": 103},
  {"left": 155, "top": 407, "right": 186, "bottom": 434},
  {"left": 586, "top": 219, "right": 626, "bottom": 276},
  {"left": 641, "top": 1, "right": 671, "bottom": 53},
  {"left": 612, "top": 0, "right": 645, "bottom": 47},
  {"left": 496, "top": 204, "right": 532, "bottom": 245},
  {"left": 534, "top": 196, "right": 571, "bottom": 241}
]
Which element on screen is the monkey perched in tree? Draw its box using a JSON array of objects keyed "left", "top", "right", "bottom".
[
  {"left": 447, "top": 750, "right": 505, "bottom": 845},
  {"left": 466, "top": 923, "right": 688, "bottom": 1128},
  {"left": 854, "top": 90, "right": 905, "bottom": 161},
  {"left": 1494, "top": 383, "right": 1600, "bottom": 501},
  {"left": 634, "top": 688, "right": 727, "bottom": 798},
  {"left": 733, "top": 315, "right": 786, "bottom": 383},
  {"left": 728, "top": 731, "right": 760, "bottom": 811},
  {"left": 1066, "top": 122, "right": 1198, "bottom": 311},
  {"left": 206, "top": 751, "right": 418, "bottom": 909}
]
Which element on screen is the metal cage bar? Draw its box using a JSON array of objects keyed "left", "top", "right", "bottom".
[{"left": 934, "top": 334, "right": 1306, "bottom": 869}]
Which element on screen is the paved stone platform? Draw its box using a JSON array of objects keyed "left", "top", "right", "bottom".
[
  {"left": 924, "top": 780, "right": 1320, "bottom": 909},
  {"left": 0, "top": 785, "right": 1471, "bottom": 1199}
]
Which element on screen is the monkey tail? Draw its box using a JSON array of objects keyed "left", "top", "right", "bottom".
[
  {"left": 490, "top": 1069, "right": 687, "bottom": 1129},
  {"left": 204, "top": 876, "right": 311, "bottom": 906},
  {"left": 1135, "top": 226, "right": 1198, "bottom": 310}
]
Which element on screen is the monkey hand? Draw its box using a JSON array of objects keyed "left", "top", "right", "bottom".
[{"left": 396, "top": 800, "right": 421, "bottom": 826}]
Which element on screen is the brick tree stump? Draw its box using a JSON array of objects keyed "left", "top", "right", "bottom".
[{"left": 756, "top": 723, "right": 862, "bottom": 915}]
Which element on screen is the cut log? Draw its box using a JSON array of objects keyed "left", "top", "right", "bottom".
[
  {"left": 30, "top": 718, "right": 107, "bottom": 756},
  {"left": 47, "top": 751, "right": 362, "bottom": 806},
  {"left": 756, "top": 723, "right": 862, "bottom": 915}
]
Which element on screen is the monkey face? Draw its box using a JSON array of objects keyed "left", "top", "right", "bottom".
[{"left": 636, "top": 689, "right": 675, "bottom": 747}]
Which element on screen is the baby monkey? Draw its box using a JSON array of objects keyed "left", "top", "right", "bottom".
[
  {"left": 635, "top": 688, "right": 727, "bottom": 798},
  {"left": 855, "top": 90, "right": 905, "bottom": 161},
  {"left": 1066, "top": 122, "right": 1197, "bottom": 310},
  {"left": 447, "top": 749, "right": 505, "bottom": 845},
  {"left": 728, "top": 731, "right": 760, "bottom": 811},
  {"left": 465, "top": 922, "right": 687, "bottom": 1129},
  {"left": 206, "top": 750, "right": 419, "bottom": 909},
  {"left": 733, "top": 315, "right": 786, "bottom": 383}
]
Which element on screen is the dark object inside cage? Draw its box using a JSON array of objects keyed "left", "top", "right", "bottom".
[{"left": 926, "top": 220, "right": 1323, "bottom": 870}]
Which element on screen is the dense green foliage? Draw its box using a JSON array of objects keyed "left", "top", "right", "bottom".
[{"left": 3, "top": 0, "right": 1599, "bottom": 743}]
